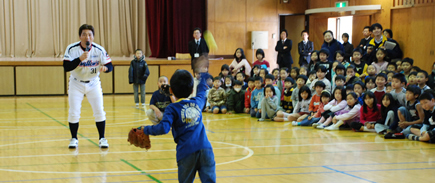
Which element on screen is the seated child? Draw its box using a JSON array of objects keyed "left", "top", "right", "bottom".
[
  {"left": 346, "top": 65, "right": 362, "bottom": 85},
  {"left": 373, "top": 93, "right": 400, "bottom": 134},
  {"left": 408, "top": 72, "right": 418, "bottom": 86},
  {"left": 295, "top": 90, "right": 331, "bottom": 126},
  {"left": 223, "top": 75, "right": 234, "bottom": 93},
  {"left": 290, "top": 82, "right": 324, "bottom": 123},
  {"left": 398, "top": 86, "right": 424, "bottom": 136},
  {"left": 407, "top": 90, "right": 435, "bottom": 143},
  {"left": 147, "top": 76, "right": 175, "bottom": 125},
  {"left": 306, "top": 70, "right": 316, "bottom": 87},
  {"left": 314, "top": 86, "right": 347, "bottom": 129},
  {"left": 391, "top": 73, "right": 407, "bottom": 106},
  {"left": 371, "top": 73, "right": 388, "bottom": 103},
  {"left": 350, "top": 91, "right": 381, "bottom": 132},
  {"left": 244, "top": 77, "right": 256, "bottom": 114},
  {"left": 258, "top": 85, "right": 283, "bottom": 121},
  {"left": 354, "top": 81, "right": 366, "bottom": 105},
  {"left": 281, "top": 77, "right": 295, "bottom": 113},
  {"left": 236, "top": 72, "right": 248, "bottom": 90},
  {"left": 310, "top": 65, "right": 331, "bottom": 93},
  {"left": 325, "top": 92, "right": 362, "bottom": 130},
  {"left": 292, "top": 75, "right": 308, "bottom": 109},
  {"left": 227, "top": 80, "right": 246, "bottom": 114},
  {"left": 208, "top": 76, "right": 227, "bottom": 114},
  {"left": 274, "top": 86, "right": 311, "bottom": 122}
]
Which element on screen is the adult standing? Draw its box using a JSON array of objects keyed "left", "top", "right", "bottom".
[
  {"left": 342, "top": 33, "right": 354, "bottom": 62},
  {"left": 358, "top": 26, "right": 372, "bottom": 54},
  {"left": 298, "top": 30, "right": 314, "bottom": 67},
  {"left": 367, "top": 23, "right": 403, "bottom": 62},
  {"left": 321, "top": 30, "right": 344, "bottom": 62},
  {"left": 63, "top": 24, "right": 113, "bottom": 148},
  {"left": 188, "top": 27, "right": 209, "bottom": 72},
  {"left": 275, "top": 29, "right": 293, "bottom": 69}
]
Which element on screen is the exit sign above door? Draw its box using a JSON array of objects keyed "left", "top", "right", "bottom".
[{"left": 336, "top": 1, "right": 348, "bottom": 8}]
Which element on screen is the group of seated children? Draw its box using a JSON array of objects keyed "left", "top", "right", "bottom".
[{"left": 145, "top": 47, "right": 435, "bottom": 144}]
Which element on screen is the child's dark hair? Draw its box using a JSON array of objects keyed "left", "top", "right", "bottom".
[
  {"left": 234, "top": 80, "right": 243, "bottom": 86},
  {"left": 386, "top": 82, "right": 392, "bottom": 87},
  {"left": 170, "top": 70, "right": 194, "bottom": 98},
  {"left": 280, "top": 67, "right": 289, "bottom": 73},
  {"left": 314, "top": 81, "right": 326, "bottom": 89},
  {"left": 383, "top": 29, "right": 393, "bottom": 38},
  {"left": 347, "top": 92, "right": 359, "bottom": 107},
  {"left": 363, "top": 91, "right": 379, "bottom": 113},
  {"left": 308, "top": 70, "right": 316, "bottom": 76},
  {"left": 284, "top": 77, "right": 295, "bottom": 84},
  {"left": 412, "top": 66, "right": 421, "bottom": 72},
  {"left": 265, "top": 74, "right": 275, "bottom": 81},
  {"left": 213, "top": 76, "right": 221, "bottom": 81},
  {"left": 388, "top": 62, "right": 397, "bottom": 70},
  {"left": 406, "top": 85, "right": 421, "bottom": 98},
  {"left": 335, "top": 75, "right": 346, "bottom": 82},
  {"left": 321, "top": 90, "right": 331, "bottom": 99},
  {"left": 418, "top": 70, "right": 429, "bottom": 78},
  {"left": 310, "top": 50, "right": 319, "bottom": 60},
  {"left": 260, "top": 68, "right": 269, "bottom": 75},
  {"left": 224, "top": 75, "right": 234, "bottom": 87},
  {"left": 251, "top": 65, "right": 261, "bottom": 76},
  {"left": 336, "top": 64, "right": 346, "bottom": 73},
  {"left": 392, "top": 73, "right": 407, "bottom": 85},
  {"left": 332, "top": 86, "right": 346, "bottom": 101},
  {"left": 367, "top": 45, "right": 374, "bottom": 49},
  {"left": 248, "top": 77, "right": 255, "bottom": 82},
  {"left": 365, "top": 76, "right": 376, "bottom": 84},
  {"left": 376, "top": 73, "right": 388, "bottom": 82},
  {"left": 221, "top": 64, "right": 230, "bottom": 71},
  {"left": 317, "top": 65, "right": 327, "bottom": 73},
  {"left": 354, "top": 81, "right": 366, "bottom": 90},
  {"left": 234, "top": 48, "right": 246, "bottom": 61},
  {"left": 256, "top": 49, "right": 265, "bottom": 59},
  {"left": 409, "top": 72, "right": 418, "bottom": 77},
  {"left": 402, "top": 57, "right": 414, "bottom": 66},
  {"left": 298, "top": 86, "right": 312, "bottom": 101},
  {"left": 264, "top": 84, "right": 276, "bottom": 96},
  {"left": 346, "top": 65, "right": 356, "bottom": 73},
  {"left": 380, "top": 93, "right": 398, "bottom": 117},
  {"left": 272, "top": 68, "right": 280, "bottom": 75},
  {"left": 236, "top": 72, "right": 245, "bottom": 79},
  {"left": 342, "top": 33, "right": 349, "bottom": 39},
  {"left": 134, "top": 49, "right": 142, "bottom": 54},
  {"left": 352, "top": 48, "right": 363, "bottom": 55},
  {"left": 291, "top": 67, "right": 300, "bottom": 76},
  {"left": 254, "top": 76, "right": 263, "bottom": 83},
  {"left": 297, "top": 75, "right": 308, "bottom": 83},
  {"left": 319, "top": 48, "right": 330, "bottom": 57},
  {"left": 419, "top": 89, "right": 435, "bottom": 101},
  {"left": 334, "top": 50, "right": 345, "bottom": 60},
  {"left": 375, "top": 49, "right": 388, "bottom": 62},
  {"left": 346, "top": 84, "right": 354, "bottom": 91}
]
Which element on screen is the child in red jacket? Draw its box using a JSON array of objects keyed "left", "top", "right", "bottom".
[
  {"left": 244, "top": 77, "right": 255, "bottom": 113},
  {"left": 350, "top": 91, "right": 381, "bottom": 132}
]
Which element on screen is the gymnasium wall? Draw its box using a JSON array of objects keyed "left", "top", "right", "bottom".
[
  {"left": 207, "top": 0, "right": 308, "bottom": 70},
  {"left": 308, "top": 0, "right": 435, "bottom": 71}
]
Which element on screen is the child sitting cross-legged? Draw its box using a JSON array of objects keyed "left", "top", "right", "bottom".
[
  {"left": 293, "top": 90, "right": 331, "bottom": 126},
  {"left": 324, "top": 92, "right": 362, "bottom": 130},
  {"left": 258, "top": 85, "right": 283, "bottom": 121},
  {"left": 313, "top": 86, "right": 347, "bottom": 129},
  {"left": 208, "top": 76, "right": 227, "bottom": 114}
]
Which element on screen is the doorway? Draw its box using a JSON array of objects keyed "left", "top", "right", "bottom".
[{"left": 327, "top": 16, "right": 353, "bottom": 43}]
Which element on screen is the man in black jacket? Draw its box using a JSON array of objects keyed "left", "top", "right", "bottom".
[
  {"left": 188, "top": 27, "right": 209, "bottom": 71},
  {"left": 298, "top": 30, "right": 314, "bottom": 67},
  {"left": 275, "top": 29, "right": 293, "bottom": 69},
  {"left": 342, "top": 33, "right": 354, "bottom": 62},
  {"left": 358, "top": 26, "right": 372, "bottom": 54}
]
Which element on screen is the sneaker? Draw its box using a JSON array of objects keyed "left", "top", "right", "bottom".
[
  {"left": 99, "top": 138, "right": 109, "bottom": 148},
  {"left": 142, "top": 104, "right": 146, "bottom": 108},
  {"left": 312, "top": 123, "right": 319, "bottom": 128},
  {"left": 316, "top": 125, "right": 325, "bottom": 129},
  {"left": 325, "top": 125, "right": 339, "bottom": 131},
  {"left": 292, "top": 121, "right": 298, "bottom": 126},
  {"left": 68, "top": 138, "right": 78, "bottom": 148},
  {"left": 258, "top": 118, "right": 265, "bottom": 121},
  {"left": 135, "top": 104, "right": 139, "bottom": 108}
]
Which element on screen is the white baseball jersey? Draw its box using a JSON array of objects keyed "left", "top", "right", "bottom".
[{"left": 63, "top": 41, "right": 111, "bottom": 81}]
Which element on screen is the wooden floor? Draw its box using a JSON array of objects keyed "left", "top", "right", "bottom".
[{"left": 1, "top": 95, "right": 434, "bottom": 183}]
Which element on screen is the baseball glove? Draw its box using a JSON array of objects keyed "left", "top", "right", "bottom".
[{"left": 127, "top": 126, "right": 151, "bottom": 150}]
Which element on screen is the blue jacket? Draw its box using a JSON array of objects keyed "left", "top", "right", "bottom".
[
  {"left": 250, "top": 88, "right": 264, "bottom": 109},
  {"left": 321, "top": 39, "right": 345, "bottom": 62},
  {"left": 143, "top": 72, "right": 212, "bottom": 161}
]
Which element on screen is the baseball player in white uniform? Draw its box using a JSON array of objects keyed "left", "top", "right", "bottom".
[{"left": 63, "top": 24, "right": 113, "bottom": 148}]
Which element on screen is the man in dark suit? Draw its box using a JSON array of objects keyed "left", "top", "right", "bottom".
[
  {"left": 297, "top": 30, "right": 314, "bottom": 67},
  {"left": 275, "top": 29, "right": 293, "bottom": 69},
  {"left": 188, "top": 27, "right": 209, "bottom": 71},
  {"left": 358, "top": 26, "right": 372, "bottom": 54}
]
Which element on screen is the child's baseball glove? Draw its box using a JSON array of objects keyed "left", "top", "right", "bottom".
[{"left": 127, "top": 126, "right": 151, "bottom": 150}]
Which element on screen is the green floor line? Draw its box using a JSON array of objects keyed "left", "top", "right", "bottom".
[
  {"left": 121, "top": 159, "right": 162, "bottom": 183},
  {"left": 26, "top": 103, "right": 99, "bottom": 147}
]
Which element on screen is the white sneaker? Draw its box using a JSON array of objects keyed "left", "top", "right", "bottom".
[
  {"left": 325, "top": 125, "right": 339, "bottom": 131},
  {"left": 68, "top": 138, "right": 78, "bottom": 148},
  {"left": 99, "top": 138, "right": 109, "bottom": 148},
  {"left": 316, "top": 125, "right": 325, "bottom": 129},
  {"left": 135, "top": 104, "right": 139, "bottom": 108},
  {"left": 142, "top": 104, "right": 146, "bottom": 108},
  {"left": 292, "top": 121, "right": 299, "bottom": 126}
]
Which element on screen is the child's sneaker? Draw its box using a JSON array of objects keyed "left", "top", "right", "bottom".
[
  {"left": 312, "top": 123, "right": 319, "bottom": 128},
  {"left": 316, "top": 125, "right": 325, "bottom": 129},
  {"left": 99, "top": 138, "right": 109, "bottom": 148},
  {"left": 292, "top": 121, "right": 298, "bottom": 126},
  {"left": 142, "top": 104, "right": 146, "bottom": 108},
  {"left": 258, "top": 118, "right": 265, "bottom": 122},
  {"left": 68, "top": 138, "right": 78, "bottom": 148},
  {"left": 325, "top": 125, "right": 339, "bottom": 131},
  {"left": 135, "top": 103, "right": 139, "bottom": 108}
]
